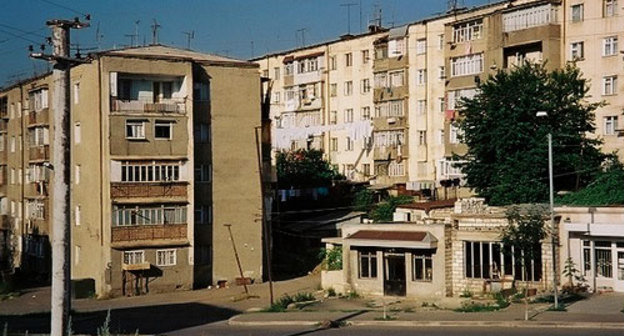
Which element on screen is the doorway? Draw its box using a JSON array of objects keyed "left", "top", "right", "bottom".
[
  {"left": 615, "top": 249, "right": 624, "bottom": 292},
  {"left": 384, "top": 252, "right": 406, "bottom": 296}
]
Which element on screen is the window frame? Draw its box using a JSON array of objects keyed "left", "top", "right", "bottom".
[
  {"left": 156, "top": 249, "right": 177, "bottom": 266},
  {"left": 358, "top": 250, "right": 378, "bottom": 279},
  {"left": 412, "top": 251, "right": 433, "bottom": 282},
  {"left": 154, "top": 121, "right": 173, "bottom": 140},
  {"left": 125, "top": 120, "right": 146, "bottom": 140}
]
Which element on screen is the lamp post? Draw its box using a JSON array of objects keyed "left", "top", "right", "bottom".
[{"left": 536, "top": 111, "right": 559, "bottom": 310}]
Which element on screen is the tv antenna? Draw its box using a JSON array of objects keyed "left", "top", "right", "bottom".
[
  {"left": 340, "top": 3, "right": 358, "bottom": 35},
  {"left": 296, "top": 28, "right": 307, "bottom": 47},
  {"left": 182, "top": 30, "right": 194, "bottom": 49},
  {"left": 151, "top": 19, "right": 161, "bottom": 45}
]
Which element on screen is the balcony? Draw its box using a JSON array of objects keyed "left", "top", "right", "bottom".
[
  {"left": 0, "top": 215, "right": 9, "bottom": 229},
  {"left": 111, "top": 97, "right": 187, "bottom": 114},
  {"left": 110, "top": 182, "right": 188, "bottom": 200},
  {"left": 373, "top": 86, "right": 408, "bottom": 102},
  {"left": 111, "top": 224, "right": 188, "bottom": 246},
  {"left": 373, "top": 145, "right": 405, "bottom": 161},
  {"left": 28, "top": 109, "right": 49, "bottom": 126},
  {"left": 502, "top": 4, "right": 558, "bottom": 33},
  {"left": 0, "top": 120, "right": 7, "bottom": 133},
  {"left": 25, "top": 181, "right": 49, "bottom": 197},
  {"left": 373, "top": 56, "right": 408, "bottom": 72},
  {"left": 29, "top": 145, "right": 50, "bottom": 162}
]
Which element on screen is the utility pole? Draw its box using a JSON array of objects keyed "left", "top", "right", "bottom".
[
  {"left": 340, "top": 3, "right": 358, "bottom": 34},
  {"left": 254, "top": 126, "right": 273, "bottom": 305},
  {"left": 30, "top": 16, "right": 89, "bottom": 336},
  {"left": 182, "top": 30, "right": 194, "bottom": 50}
]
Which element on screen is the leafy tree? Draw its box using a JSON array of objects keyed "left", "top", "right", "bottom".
[
  {"left": 501, "top": 204, "right": 548, "bottom": 319},
  {"left": 275, "top": 149, "right": 344, "bottom": 188},
  {"left": 558, "top": 157, "right": 624, "bottom": 206},
  {"left": 370, "top": 195, "right": 413, "bottom": 222},
  {"left": 456, "top": 62, "right": 607, "bottom": 206},
  {"left": 352, "top": 189, "right": 375, "bottom": 212}
]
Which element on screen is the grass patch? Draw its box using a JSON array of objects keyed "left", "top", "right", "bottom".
[
  {"left": 263, "top": 292, "right": 316, "bottom": 312},
  {"left": 374, "top": 315, "right": 398, "bottom": 321},
  {"left": 547, "top": 304, "right": 567, "bottom": 312},
  {"left": 460, "top": 288, "right": 473, "bottom": 298},
  {"left": 294, "top": 292, "right": 315, "bottom": 302},
  {"left": 345, "top": 290, "right": 360, "bottom": 299},
  {"left": 403, "top": 306, "right": 415, "bottom": 313}
]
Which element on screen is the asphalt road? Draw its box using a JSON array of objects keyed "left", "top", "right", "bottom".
[{"left": 167, "top": 323, "right": 624, "bottom": 336}]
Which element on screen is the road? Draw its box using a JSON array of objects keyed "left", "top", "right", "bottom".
[{"left": 167, "top": 323, "right": 624, "bottom": 336}]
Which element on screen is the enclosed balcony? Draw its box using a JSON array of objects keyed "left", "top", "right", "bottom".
[
  {"left": 110, "top": 74, "right": 187, "bottom": 114},
  {"left": 110, "top": 182, "right": 188, "bottom": 200},
  {"left": 28, "top": 108, "right": 49, "bottom": 126},
  {"left": 111, "top": 224, "right": 188, "bottom": 247},
  {"left": 29, "top": 145, "right": 50, "bottom": 162},
  {"left": 111, "top": 204, "right": 189, "bottom": 247}
]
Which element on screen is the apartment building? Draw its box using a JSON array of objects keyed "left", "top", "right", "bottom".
[
  {"left": 563, "top": 0, "right": 624, "bottom": 160},
  {"left": 0, "top": 45, "right": 264, "bottom": 296}
]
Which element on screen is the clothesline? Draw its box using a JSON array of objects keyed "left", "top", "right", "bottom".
[{"left": 273, "top": 120, "right": 373, "bottom": 150}]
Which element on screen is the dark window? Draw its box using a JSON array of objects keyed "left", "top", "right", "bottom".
[
  {"left": 413, "top": 250, "right": 433, "bottom": 281},
  {"left": 155, "top": 122, "right": 172, "bottom": 139},
  {"left": 359, "top": 250, "right": 377, "bottom": 278}
]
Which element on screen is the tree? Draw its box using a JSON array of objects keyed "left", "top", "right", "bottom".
[
  {"left": 456, "top": 62, "right": 607, "bottom": 206},
  {"left": 501, "top": 204, "right": 548, "bottom": 319},
  {"left": 369, "top": 195, "right": 413, "bottom": 222},
  {"left": 558, "top": 157, "right": 624, "bottom": 206},
  {"left": 275, "top": 149, "right": 344, "bottom": 189}
]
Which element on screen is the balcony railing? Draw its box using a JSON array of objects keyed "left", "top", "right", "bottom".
[
  {"left": 28, "top": 109, "right": 49, "bottom": 126},
  {"left": 111, "top": 97, "right": 186, "bottom": 113},
  {"left": 503, "top": 4, "right": 558, "bottom": 33},
  {"left": 110, "top": 182, "right": 187, "bottom": 199},
  {"left": 111, "top": 223, "right": 187, "bottom": 242},
  {"left": 29, "top": 145, "right": 50, "bottom": 161}
]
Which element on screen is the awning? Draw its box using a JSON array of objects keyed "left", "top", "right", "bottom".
[
  {"left": 389, "top": 25, "right": 408, "bottom": 39},
  {"left": 345, "top": 230, "right": 438, "bottom": 249}
]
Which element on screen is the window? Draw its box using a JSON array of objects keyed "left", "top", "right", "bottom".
[
  {"left": 330, "top": 137, "right": 338, "bottom": 151},
  {"left": 603, "top": 76, "right": 617, "bottom": 95},
  {"left": 345, "top": 137, "right": 354, "bottom": 151},
  {"left": 17, "top": 168, "right": 22, "bottom": 185},
  {"left": 329, "top": 56, "right": 337, "bottom": 70},
  {"left": 438, "top": 97, "right": 445, "bottom": 113},
  {"left": 0, "top": 134, "right": 4, "bottom": 151},
  {"left": 450, "top": 124, "right": 462, "bottom": 144},
  {"left": 374, "top": 72, "right": 387, "bottom": 88},
  {"left": 154, "top": 121, "right": 172, "bottom": 139},
  {"left": 389, "top": 71, "right": 405, "bottom": 87},
  {"left": 438, "top": 66, "right": 446, "bottom": 81},
  {"left": 361, "top": 106, "right": 370, "bottom": 120},
  {"left": 438, "top": 34, "right": 445, "bottom": 50},
  {"left": 416, "top": 69, "right": 426, "bottom": 85},
  {"left": 571, "top": 4, "right": 583, "bottom": 22},
  {"left": 603, "top": 36, "right": 618, "bottom": 56},
  {"left": 582, "top": 240, "right": 591, "bottom": 276},
  {"left": 75, "top": 205, "right": 81, "bottom": 226},
  {"left": 74, "top": 122, "right": 81, "bottom": 144},
  {"left": 362, "top": 163, "right": 370, "bottom": 176},
  {"left": 344, "top": 81, "right": 353, "bottom": 96},
  {"left": 27, "top": 200, "right": 45, "bottom": 220},
  {"left": 112, "top": 205, "right": 187, "bottom": 226},
  {"left": 453, "top": 20, "right": 483, "bottom": 43},
  {"left": 413, "top": 251, "right": 433, "bottom": 281},
  {"left": 361, "top": 49, "right": 370, "bottom": 63},
  {"left": 361, "top": 79, "right": 371, "bottom": 93},
  {"left": 195, "top": 205, "right": 212, "bottom": 224},
  {"left": 604, "top": 116, "right": 619, "bottom": 135},
  {"left": 284, "top": 62, "right": 293, "bottom": 76},
  {"left": 10, "top": 137, "right": 14, "bottom": 153},
  {"left": 345, "top": 53, "right": 353, "bottom": 67},
  {"left": 29, "top": 127, "right": 49, "bottom": 147},
  {"left": 273, "top": 67, "right": 280, "bottom": 80},
  {"left": 438, "top": 130, "right": 445, "bottom": 145},
  {"left": 271, "top": 91, "right": 280, "bottom": 104},
  {"left": 388, "top": 161, "right": 405, "bottom": 176},
  {"left": 195, "top": 164, "right": 212, "bottom": 182},
  {"left": 329, "top": 110, "right": 337, "bottom": 125},
  {"left": 388, "top": 100, "right": 403, "bottom": 117},
  {"left": 604, "top": 0, "right": 617, "bottom": 17},
  {"left": 344, "top": 109, "right": 354, "bottom": 123},
  {"left": 262, "top": 69, "right": 269, "bottom": 78},
  {"left": 73, "top": 82, "right": 80, "bottom": 104},
  {"left": 571, "top": 41, "right": 584, "bottom": 60},
  {"left": 121, "top": 161, "right": 181, "bottom": 182},
  {"left": 126, "top": 120, "right": 145, "bottom": 139},
  {"left": 123, "top": 250, "right": 145, "bottom": 265},
  {"left": 75, "top": 245, "right": 81, "bottom": 265},
  {"left": 451, "top": 53, "right": 484, "bottom": 77},
  {"left": 389, "top": 38, "right": 405, "bottom": 57},
  {"left": 194, "top": 123, "right": 210, "bottom": 144},
  {"left": 156, "top": 249, "right": 177, "bottom": 266},
  {"left": 595, "top": 241, "right": 612, "bottom": 278},
  {"left": 75, "top": 164, "right": 80, "bottom": 185},
  {"left": 29, "top": 88, "right": 49, "bottom": 112},
  {"left": 416, "top": 39, "right": 426, "bottom": 54},
  {"left": 464, "top": 241, "right": 542, "bottom": 281},
  {"left": 418, "top": 131, "right": 427, "bottom": 145},
  {"left": 28, "top": 164, "right": 49, "bottom": 183},
  {"left": 417, "top": 100, "right": 426, "bottom": 115},
  {"left": 359, "top": 250, "right": 377, "bottom": 278},
  {"left": 330, "top": 83, "right": 337, "bottom": 97},
  {"left": 373, "top": 130, "right": 404, "bottom": 148}
]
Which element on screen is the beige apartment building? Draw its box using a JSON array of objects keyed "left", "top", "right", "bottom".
[
  {"left": 257, "top": 0, "right": 622, "bottom": 196},
  {"left": 0, "top": 45, "right": 264, "bottom": 296}
]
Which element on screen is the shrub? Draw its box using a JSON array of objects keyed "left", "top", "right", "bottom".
[
  {"left": 294, "top": 292, "right": 315, "bottom": 302},
  {"left": 319, "top": 247, "right": 342, "bottom": 271}
]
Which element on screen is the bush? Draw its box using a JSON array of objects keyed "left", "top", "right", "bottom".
[
  {"left": 460, "top": 288, "right": 473, "bottom": 298},
  {"left": 294, "top": 292, "right": 315, "bottom": 302},
  {"left": 370, "top": 195, "right": 413, "bottom": 222},
  {"left": 353, "top": 189, "right": 375, "bottom": 212},
  {"left": 319, "top": 247, "right": 342, "bottom": 271}
]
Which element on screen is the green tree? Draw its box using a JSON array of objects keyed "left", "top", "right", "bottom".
[
  {"left": 370, "top": 195, "right": 413, "bottom": 222},
  {"left": 501, "top": 204, "right": 548, "bottom": 319},
  {"left": 276, "top": 149, "right": 344, "bottom": 189},
  {"left": 558, "top": 157, "right": 624, "bottom": 206},
  {"left": 456, "top": 62, "right": 607, "bottom": 206}
]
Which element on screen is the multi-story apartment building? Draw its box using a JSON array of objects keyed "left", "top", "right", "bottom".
[
  {"left": 258, "top": 0, "right": 623, "bottom": 197},
  {"left": 0, "top": 45, "right": 264, "bottom": 296},
  {"left": 563, "top": 0, "right": 624, "bottom": 160}
]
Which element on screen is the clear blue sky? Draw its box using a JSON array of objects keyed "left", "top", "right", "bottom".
[{"left": 0, "top": 0, "right": 492, "bottom": 86}]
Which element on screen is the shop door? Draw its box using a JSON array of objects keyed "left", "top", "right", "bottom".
[
  {"left": 384, "top": 252, "right": 406, "bottom": 296},
  {"left": 615, "top": 250, "right": 624, "bottom": 292}
]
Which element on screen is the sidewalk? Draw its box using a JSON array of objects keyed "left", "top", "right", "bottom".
[{"left": 228, "top": 292, "right": 624, "bottom": 329}]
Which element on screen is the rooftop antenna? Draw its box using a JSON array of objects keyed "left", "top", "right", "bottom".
[
  {"left": 95, "top": 21, "right": 104, "bottom": 50},
  {"left": 151, "top": 19, "right": 161, "bottom": 45},
  {"left": 340, "top": 3, "right": 358, "bottom": 35},
  {"left": 371, "top": 3, "right": 382, "bottom": 27},
  {"left": 182, "top": 30, "right": 194, "bottom": 49},
  {"left": 447, "top": 0, "right": 459, "bottom": 12},
  {"left": 296, "top": 28, "right": 307, "bottom": 47},
  {"left": 250, "top": 40, "right": 255, "bottom": 58}
]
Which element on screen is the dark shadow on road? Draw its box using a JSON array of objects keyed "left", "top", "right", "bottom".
[
  {"left": 281, "top": 310, "right": 369, "bottom": 336},
  {"left": 0, "top": 302, "right": 241, "bottom": 335}
]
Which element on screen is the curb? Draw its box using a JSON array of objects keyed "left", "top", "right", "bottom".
[{"left": 228, "top": 315, "right": 624, "bottom": 329}]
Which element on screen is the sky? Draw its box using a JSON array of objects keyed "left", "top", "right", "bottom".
[{"left": 0, "top": 0, "right": 493, "bottom": 86}]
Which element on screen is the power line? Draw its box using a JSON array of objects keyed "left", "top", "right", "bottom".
[
  {"left": 36, "top": 0, "right": 89, "bottom": 17},
  {"left": 0, "top": 27, "right": 42, "bottom": 45}
]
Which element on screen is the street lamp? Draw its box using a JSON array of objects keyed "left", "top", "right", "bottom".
[{"left": 536, "top": 111, "right": 559, "bottom": 309}]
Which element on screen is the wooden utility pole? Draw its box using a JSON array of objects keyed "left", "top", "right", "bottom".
[
  {"left": 255, "top": 126, "right": 274, "bottom": 305},
  {"left": 224, "top": 224, "right": 249, "bottom": 295},
  {"left": 31, "top": 17, "right": 89, "bottom": 336}
]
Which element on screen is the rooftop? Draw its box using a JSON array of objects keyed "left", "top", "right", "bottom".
[{"left": 99, "top": 44, "right": 254, "bottom": 66}]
